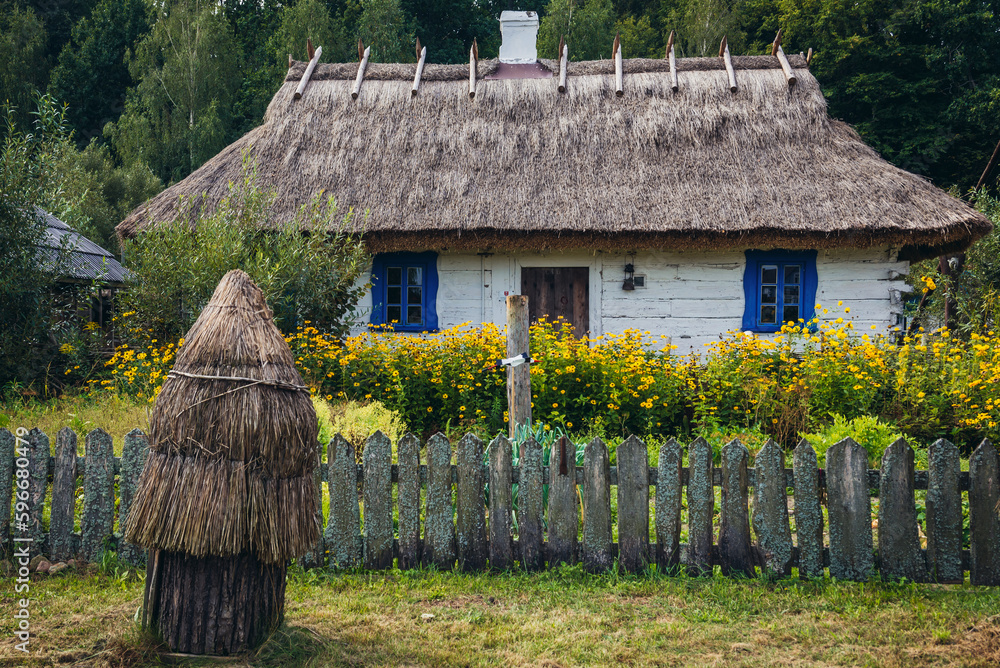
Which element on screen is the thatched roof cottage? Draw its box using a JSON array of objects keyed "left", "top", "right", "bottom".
[{"left": 118, "top": 12, "right": 991, "bottom": 351}]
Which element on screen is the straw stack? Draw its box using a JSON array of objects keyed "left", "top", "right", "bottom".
[{"left": 125, "top": 269, "right": 319, "bottom": 654}]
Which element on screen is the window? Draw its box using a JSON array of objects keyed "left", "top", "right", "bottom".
[
  {"left": 742, "top": 250, "right": 818, "bottom": 332},
  {"left": 370, "top": 252, "right": 439, "bottom": 332}
]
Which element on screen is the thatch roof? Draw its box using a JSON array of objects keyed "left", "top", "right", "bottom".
[
  {"left": 124, "top": 270, "right": 319, "bottom": 564},
  {"left": 118, "top": 54, "right": 990, "bottom": 256}
]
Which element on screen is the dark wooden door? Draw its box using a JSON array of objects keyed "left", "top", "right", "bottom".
[{"left": 521, "top": 267, "right": 589, "bottom": 338}]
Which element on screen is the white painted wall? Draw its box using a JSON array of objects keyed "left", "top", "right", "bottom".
[{"left": 351, "top": 247, "right": 910, "bottom": 354}]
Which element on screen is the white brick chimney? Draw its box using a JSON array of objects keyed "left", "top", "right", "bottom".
[{"left": 499, "top": 11, "right": 539, "bottom": 64}]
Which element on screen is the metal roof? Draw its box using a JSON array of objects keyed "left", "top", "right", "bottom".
[{"left": 36, "top": 207, "right": 128, "bottom": 284}]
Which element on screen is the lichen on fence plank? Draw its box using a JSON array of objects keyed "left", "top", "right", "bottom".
[
  {"left": 753, "top": 440, "right": 792, "bottom": 577},
  {"left": 457, "top": 433, "right": 487, "bottom": 571},
  {"left": 81, "top": 429, "right": 114, "bottom": 562},
  {"left": 826, "top": 437, "right": 873, "bottom": 582},
  {"left": 50, "top": 428, "right": 78, "bottom": 562},
  {"left": 363, "top": 431, "right": 393, "bottom": 570},
  {"left": 519, "top": 437, "right": 544, "bottom": 571},
  {"left": 326, "top": 435, "right": 361, "bottom": 569},
  {"left": 118, "top": 429, "right": 149, "bottom": 567},
  {"left": 397, "top": 433, "right": 422, "bottom": 570},
  {"left": 488, "top": 435, "right": 514, "bottom": 570},
  {"left": 0, "top": 429, "right": 13, "bottom": 558},
  {"left": 424, "top": 433, "right": 455, "bottom": 569},
  {"left": 548, "top": 435, "right": 578, "bottom": 566},
  {"left": 582, "top": 437, "right": 612, "bottom": 572},
  {"left": 617, "top": 435, "right": 649, "bottom": 573},
  {"left": 792, "top": 439, "right": 824, "bottom": 578},
  {"left": 656, "top": 438, "right": 683, "bottom": 573},
  {"left": 27, "top": 429, "right": 49, "bottom": 557},
  {"left": 878, "top": 439, "right": 925, "bottom": 582},
  {"left": 687, "top": 437, "right": 714, "bottom": 577},
  {"left": 925, "top": 439, "right": 963, "bottom": 583},
  {"left": 719, "top": 439, "right": 754, "bottom": 577},
  {"left": 969, "top": 439, "right": 1000, "bottom": 586}
]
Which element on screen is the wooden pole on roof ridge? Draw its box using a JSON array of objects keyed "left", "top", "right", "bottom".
[
  {"left": 294, "top": 45, "right": 322, "bottom": 100},
  {"left": 358, "top": 38, "right": 364, "bottom": 62},
  {"left": 352, "top": 44, "right": 370, "bottom": 100},
  {"left": 806, "top": 47, "right": 814, "bottom": 65},
  {"left": 307, "top": 38, "right": 315, "bottom": 61},
  {"left": 614, "top": 33, "right": 623, "bottom": 97},
  {"left": 558, "top": 39, "right": 568, "bottom": 93},
  {"left": 666, "top": 30, "right": 678, "bottom": 92},
  {"left": 412, "top": 41, "right": 427, "bottom": 97},
  {"left": 288, "top": 53, "right": 292, "bottom": 69},
  {"left": 720, "top": 36, "right": 736, "bottom": 93},
  {"left": 772, "top": 30, "right": 797, "bottom": 87},
  {"left": 469, "top": 38, "right": 478, "bottom": 99},
  {"left": 506, "top": 295, "right": 531, "bottom": 438}
]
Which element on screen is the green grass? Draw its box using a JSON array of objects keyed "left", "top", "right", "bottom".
[
  {"left": 0, "top": 393, "right": 150, "bottom": 452},
  {"left": 2, "top": 566, "right": 998, "bottom": 667}
]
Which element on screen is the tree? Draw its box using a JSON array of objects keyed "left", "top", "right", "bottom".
[
  {"left": 399, "top": 0, "right": 513, "bottom": 63},
  {"left": 538, "top": 0, "right": 617, "bottom": 61},
  {"left": 616, "top": 13, "right": 662, "bottom": 57},
  {"left": 657, "top": 0, "right": 745, "bottom": 57},
  {"left": 119, "top": 154, "right": 371, "bottom": 340},
  {"left": 272, "top": 0, "right": 350, "bottom": 64},
  {"left": 48, "top": 0, "right": 152, "bottom": 145},
  {"left": 106, "top": 0, "right": 240, "bottom": 183},
  {"left": 357, "top": 0, "right": 415, "bottom": 63},
  {"left": 0, "top": 5, "right": 47, "bottom": 130}
]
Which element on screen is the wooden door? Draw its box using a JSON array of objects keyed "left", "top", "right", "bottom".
[{"left": 521, "top": 267, "right": 589, "bottom": 338}]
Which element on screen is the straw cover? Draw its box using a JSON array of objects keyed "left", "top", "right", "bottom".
[{"left": 124, "top": 270, "right": 320, "bottom": 563}]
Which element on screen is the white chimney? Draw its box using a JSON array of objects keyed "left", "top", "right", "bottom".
[{"left": 499, "top": 11, "right": 539, "bottom": 64}]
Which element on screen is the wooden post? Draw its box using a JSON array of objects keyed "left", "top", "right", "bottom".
[
  {"left": 617, "top": 435, "right": 649, "bottom": 573},
  {"left": 519, "top": 437, "right": 544, "bottom": 570},
  {"left": 969, "top": 440, "right": 1000, "bottom": 586},
  {"left": 548, "top": 435, "right": 578, "bottom": 566},
  {"left": 582, "top": 437, "right": 612, "bottom": 572},
  {"left": 718, "top": 439, "right": 754, "bottom": 577},
  {"left": 0, "top": 429, "right": 13, "bottom": 558},
  {"left": 613, "top": 34, "right": 623, "bottom": 97},
  {"left": 925, "top": 438, "right": 963, "bottom": 583},
  {"left": 506, "top": 295, "right": 531, "bottom": 438},
  {"left": 119, "top": 429, "right": 150, "bottom": 567},
  {"left": 424, "top": 433, "right": 456, "bottom": 569},
  {"left": 327, "top": 435, "right": 361, "bottom": 569},
  {"left": 720, "top": 36, "right": 736, "bottom": 93},
  {"left": 772, "top": 32, "right": 796, "bottom": 86},
  {"left": 753, "top": 440, "right": 793, "bottom": 577},
  {"left": 363, "top": 432, "right": 393, "bottom": 570},
  {"left": 26, "top": 429, "right": 48, "bottom": 557},
  {"left": 666, "top": 30, "right": 678, "bottom": 92},
  {"left": 469, "top": 39, "right": 478, "bottom": 99},
  {"left": 558, "top": 40, "right": 568, "bottom": 93},
  {"left": 687, "top": 437, "right": 714, "bottom": 576},
  {"left": 352, "top": 44, "right": 370, "bottom": 100},
  {"left": 49, "top": 428, "right": 78, "bottom": 563},
  {"left": 294, "top": 45, "right": 322, "bottom": 100},
  {"left": 826, "top": 438, "right": 874, "bottom": 581},
  {"left": 488, "top": 435, "right": 514, "bottom": 570},
  {"left": 412, "top": 42, "right": 427, "bottom": 97},
  {"left": 655, "top": 438, "right": 683, "bottom": 572},
  {"left": 397, "top": 433, "right": 422, "bottom": 569},
  {"left": 456, "top": 433, "right": 487, "bottom": 571}
]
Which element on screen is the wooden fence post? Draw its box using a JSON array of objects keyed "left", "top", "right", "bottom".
[
  {"left": 925, "top": 438, "right": 963, "bottom": 583},
  {"left": 753, "top": 440, "right": 793, "bottom": 577},
  {"left": 687, "top": 437, "right": 715, "bottom": 577},
  {"left": 488, "top": 435, "right": 514, "bottom": 570},
  {"left": 506, "top": 295, "right": 531, "bottom": 438},
  {"left": 548, "top": 435, "right": 578, "bottom": 566},
  {"left": 878, "top": 439, "right": 925, "bottom": 581},
  {"left": 50, "top": 428, "right": 78, "bottom": 562},
  {"left": 81, "top": 429, "right": 114, "bottom": 563},
  {"left": 582, "top": 437, "right": 612, "bottom": 572},
  {"left": 0, "top": 429, "right": 13, "bottom": 557},
  {"left": 719, "top": 439, "right": 754, "bottom": 577},
  {"left": 792, "top": 439, "right": 824, "bottom": 578},
  {"left": 655, "top": 438, "right": 683, "bottom": 573},
  {"left": 363, "top": 432, "right": 393, "bottom": 570},
  {"left": 617, "top": 435, "right": 649, "bottom": 573},
  {"left": 327, "top": 435, "right": 361, "bottom": 569},
  {"left": 26, "top": 429, "right": 49, "bottom": 557},
  {"left": 119, "top": 429, "right": 149, "bottom": 567},
  {"left": 969, "top": 439, "right": 1000, "bottom": 586},
  {"left": 456, "top": 433, "right": 487, "bottom": 571},
  {"left": 424, "top": 433, "right": 456, "bottom": 569},
  {"left": 397, "top": 433, "right": 422, "bottom": 570},
  {"left": 826, "top": 438, "right": 874, "bottom": 581},
  {"left": 519, "top": 437, "right": 544, "bottom": 570}
]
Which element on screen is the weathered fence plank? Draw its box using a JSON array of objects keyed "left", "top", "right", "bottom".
[
  {"left": 300, "top": 445, "right": 325, "bottom": 570},
  {"left": 969, "top": 439, "right": 1000, "bottom": 586},
  {"left": 826, "top": 438, "right": 874, "bottom": 581},
  {"left": 878, "top": 439, "right": 925, "bottom": 581},
  {"left": 363, "top": 432, "right": 393, "bottom": 569},
  {"left": 488, "top": 435, "right": 514, "bottom": 570},
  {"left": 327, "top": 435, "right": 361, "bottom": 569},
  {"left": 0, "top": 429, "right": 13, "bottom": 556},
  {"left": 753, "top": 440, "right": 792, "bottom": 577},
  {"left": 617, "top": 435, "right": 649, "bottom": 573},
  {"left": 118, "top": 429, "right": 149, "bottom": 567},
  {"left": 397, "top": 433, "right": 422, "bottom": 570},
  {"left": 656, "top": 438, "right": 683, "bottom": 573},
  {"left": 457, "top": 433, "right": 487, "bottom": 571},
  {"left": 687, "top": 437, "right": 714, "bottom": 576},
  {"left": 26, "top": 429, "right": 49, "bottom": 556},
  {"left": 424, "top": 433, "right": 455, "bottom": 569},
  {"left": 793, "top": 439, "right": 824, "bottom": 578},
  {"left": 719, "top": 440, "right": 754, "bottom": 577},
  {"left": 925, "top": 439, "right": 963, "bottom": 583},
  {"left": 81, "top": 429, "right": 114, "bottom": 562},
  {"left": 49, "top": 428, "right": 78, "bottom": 562},
  {"left": 582, "top": 437, "right": 612, "bottom": 572},
  {"left": 519, "top": 437, "right": 544, "bottom": 571},
  {"left": 548, "top": 436, "right": 578, "bottom": 566}
]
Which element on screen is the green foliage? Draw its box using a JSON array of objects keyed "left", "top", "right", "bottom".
[
  {"left": 272, "top": 0, "right": 350, "bottom": 65},
  {"left": 47, "top": 0, "right": 153, "bottom": 144},
  {"left": 0, "top": 5, "right": 47, "bottom": 130},
  {"left": 358, "top": 0, "right": 416, "bottom": 63},
  {"left": 659, "top": 0, "right": 746, "bottom": 57},
  {"left": 332, "top": 399, "right": 407, "bottom": 455},
  {"left": 118, "top": 153, "right": 370, "bottom": 340},
  {"left": 799, "top": 414, "right": 914, "bottom": 467},
  {"left": 538, "top": 0, "right": 617, "bottom": 60},
  {"left": 615, "top": 14, "right": 662, "bottom": 58},
  {"left": 107, "top": 0, "right": 241, "bottom": 183}
]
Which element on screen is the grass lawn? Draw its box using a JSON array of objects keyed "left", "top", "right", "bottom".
[{"left": 1, "top": 566, "right": 998, "bottom": 667}]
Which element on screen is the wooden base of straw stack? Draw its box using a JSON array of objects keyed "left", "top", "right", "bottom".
[{"left": 149, "top": 551, "right": 286, "bottom": 655}]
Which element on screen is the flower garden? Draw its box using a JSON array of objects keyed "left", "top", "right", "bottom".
[{"left": 83, "top": 302, "right": 1000, "bottom": 457}]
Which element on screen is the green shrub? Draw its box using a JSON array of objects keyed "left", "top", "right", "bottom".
[
  {"left": 799, "top": 414, "right": 918, "bottom": 468},
  {"left": 332, "top": 400, "right": 407, "bottom": 459}
]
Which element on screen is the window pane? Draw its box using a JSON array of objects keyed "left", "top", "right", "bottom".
[
  {"left": 408, "top": 286, "right": 422, "bottom": 304},
  {"left": 407, "top": 304, "right": 422, "bottom": 324},
  {"left": 387, "top": 287, "right": 402, "bottom": 304},
  {"left": 784, "top": 265, "right": 801, "bottom": 285},
  {"left": 761, "top": 265, "right": 778, "bottom": 284},
  {"left": 761, "top": 285, "right": 777, "bottom": 304},
  {"left": 760, "top": 305, "right": 777, "bottom": 324},
  {"left": 407, "top": 267, "right": 423, "bottom": 286},
  {"left": 387, "top": 267, "right": 402, "bottom": 285},
  {"left": 784, "top": 285, "right": 800, "bottom": 304},
  {"left": 783, "top": 305, "right": 799, "bottom": 323},
  {"left": 387, "top": 305, "right": 401, "bottom": 323}
]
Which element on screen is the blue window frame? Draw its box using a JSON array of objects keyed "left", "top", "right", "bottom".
[
  {"left": 742, "top": 250, "right": 818, "bottom": 332},
  {"left": 370, "top": 252, "right": 439, "bottom": 332}
]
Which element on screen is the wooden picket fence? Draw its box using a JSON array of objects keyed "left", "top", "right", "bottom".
[{"left": 2, "top": 427, "right": 999, "bottom": 585}]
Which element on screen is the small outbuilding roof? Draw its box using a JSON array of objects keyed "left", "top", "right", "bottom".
[
  {"left": 39, "top": 207, "right": 127, "bottom": 284},
  {"left": 118, "top": 54, "right": 991, "bottom": 257}
]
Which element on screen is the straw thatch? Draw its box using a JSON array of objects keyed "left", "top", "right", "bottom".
[
  {"left": 117, "top": 54, "right": 990, "bottom": 256},
  {"left": 124, "top": 270, "right": 319, "bottom": 564}
]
